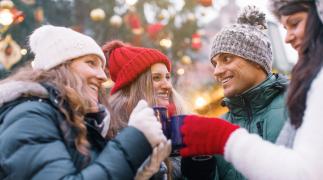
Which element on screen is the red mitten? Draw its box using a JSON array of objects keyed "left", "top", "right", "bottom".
[{"left": 180, "top": 115, "right": 239, "bottom": 157}]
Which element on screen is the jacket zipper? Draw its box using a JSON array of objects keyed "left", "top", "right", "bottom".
[
  {"left": 256, "top": 122, "right": 263, "bottom": 138},
  {"left": 242, "top": 97, "right": 253, "bottom": 131}
]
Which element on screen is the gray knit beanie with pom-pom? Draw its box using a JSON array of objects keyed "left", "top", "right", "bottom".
[{"left": 210, "top": 5, "right": 272, "bottom": 75}]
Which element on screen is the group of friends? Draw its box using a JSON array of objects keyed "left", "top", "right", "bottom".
[{"left": 0, "top": 0, "right": 322, "bottom": 179}]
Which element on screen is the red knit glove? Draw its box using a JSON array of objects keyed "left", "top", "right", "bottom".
[{"left": 180, "top": 115, "right": 240, "bottom": 157}]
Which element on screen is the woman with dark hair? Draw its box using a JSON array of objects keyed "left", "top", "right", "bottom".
[
  {"left": 177, "top": 1, "right": 323, "bottom": 179},
  {"left": 0, "top": 25, "right": 167, "bottom": 179}
]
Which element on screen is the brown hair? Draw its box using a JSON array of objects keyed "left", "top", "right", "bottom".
[{"left": 2, "top": 63, "right": 95, "bottom": 155}]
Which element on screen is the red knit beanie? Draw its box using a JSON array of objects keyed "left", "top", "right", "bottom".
[{"left": 102, "top": 40, "right": 171, "bottom": 95}]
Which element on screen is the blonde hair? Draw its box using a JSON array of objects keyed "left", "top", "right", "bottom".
[
  {"left": 108, "top": 68, "right": 189, "bottom": 137},
  {"left": 107, "top": 66, "right": 190, "bottom": 179},
  {"left": 1, "top": 63, "right": 95, "bottom": 155}
]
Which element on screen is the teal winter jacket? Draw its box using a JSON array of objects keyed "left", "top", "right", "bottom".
[{"left": 215, "top": 74, "right": 289, "bottom": 180}]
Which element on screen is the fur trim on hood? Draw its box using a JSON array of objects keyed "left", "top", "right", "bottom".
[{"left": 0, "top": 81, "right": 48, "bottom": 107}]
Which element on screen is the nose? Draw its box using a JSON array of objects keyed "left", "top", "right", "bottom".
[
  {"left": 161, "top": 78, "right": 172, "bottom": 89},
  {"left": 284, "top": 30, "right": 294, "bottom": 44},
  {"left": 213, "top": 64, "right": 225, "bottom": 81},
  {"left": 97, "top": 67, "right": 108, "bottom": 82}
]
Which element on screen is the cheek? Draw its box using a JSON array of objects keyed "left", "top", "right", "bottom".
[{"left": 152, "top": 80, "right": 159, "bottom": 90}]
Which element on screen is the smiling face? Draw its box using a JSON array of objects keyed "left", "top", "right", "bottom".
[
  {"left": 211, "top": 53, "right": 267, "bottom": 98},
  {"left": 151, "top": 63, "right": 172, "bottom": 107},
  {"left": 70, "top": 54, "right": 107, "bottom": 107},
  {"left": 281, "top": 11, "right": 309, "bottom": 53}
]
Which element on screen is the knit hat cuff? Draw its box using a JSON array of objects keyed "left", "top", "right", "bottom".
[
  {"left": 211, "top": 46, "right": 272, "bottom": 75},
  {"left": 110, "top": 49, "right": 171, "bottom": 94}
]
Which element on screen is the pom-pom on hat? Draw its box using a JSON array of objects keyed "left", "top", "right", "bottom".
[
  {"left": 29, "top": 25, "right": 105, "bottom": 70},
  {"left": 102, "top": 40, "right": 171, "bottom": 95},
  {"left": 210, "top": 5, "right": 273, "bottom": 75}
]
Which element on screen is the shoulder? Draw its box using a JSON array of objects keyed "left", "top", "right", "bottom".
[
  {"left": 309, "top": 68, "right": 323, "bottom": 91},
  {"left": 1, "top": 99, "right": 61, "bottom": 142},
  {"left": 303, "top": 68, "right": 323, "bottom": 117},
  {"left": 5, "top": 99, "right": 58, "bottom": 123}
]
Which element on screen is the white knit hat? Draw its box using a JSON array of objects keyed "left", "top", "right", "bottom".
[{"left": 29, "top": 25, "right": 106, "bottom": 70}]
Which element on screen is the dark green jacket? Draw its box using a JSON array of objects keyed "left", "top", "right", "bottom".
[
  {"left": 0, "top": 82, "right": 151, "bottom": 180},
  {"left": 215, "top": 74, "right": 289, "bottom": 180}
]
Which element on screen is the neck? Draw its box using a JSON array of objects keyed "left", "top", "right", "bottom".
[{"left": 240, "top": 72, "right": 269, "bottom": 96}]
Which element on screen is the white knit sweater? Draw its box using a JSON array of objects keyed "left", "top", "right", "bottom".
[{"left": 224, "top": 68, "right": 323, "bottom": 180}]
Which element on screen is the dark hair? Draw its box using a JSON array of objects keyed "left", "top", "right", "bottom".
[
  {"left": 285, "top": 2, "right": 323, "bottom": 128},
  {"left": 275, "top": 2, "right": 311, "bottom": 19}
]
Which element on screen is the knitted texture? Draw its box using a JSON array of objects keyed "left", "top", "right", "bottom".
[
  {"left": 30, "top": 25, "right": 105, "bottom": 70},
  {"left": 210, "top": 5, "right": 272, "bottom": 75},
  {"left": 102, "top": 40, "right": 171, "bottom": 94},
  {"left": 180, "top": 115, "right": 239, "bottom": 156}
]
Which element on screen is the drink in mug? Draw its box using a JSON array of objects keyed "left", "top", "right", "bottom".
[
  {"left": 153, "top": 106, "right": 171, "bottom": 139},
  {"left": 169, "top": 115, "right": 185, "bottom": 156}
]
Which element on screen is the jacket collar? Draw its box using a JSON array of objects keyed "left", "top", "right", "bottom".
[
  {"left": 0, "top": 81, "right": 48, "bottom": 108},
  {"left": 222, "top": 74, "right": 288, "bottom": 116}
]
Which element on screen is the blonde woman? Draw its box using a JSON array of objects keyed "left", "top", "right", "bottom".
[
  {"left": 102, "top": 40, "right": 216, "bottom": 180},
  {"left": 0, "top": 25, "right": 166, "bottom": 179}
]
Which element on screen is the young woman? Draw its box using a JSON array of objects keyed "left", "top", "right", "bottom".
[
  {"left": 179, "top": 1, "right": 323, "bottom": 179},
  {"left": 0, "top": 25, "right": 167, "bottom": 179},
  {"left": 102, "top": 40, "right": 186, "bottom": 180},
  {"left": 102, "top": 41, "right": 216, "bottom": 180}
]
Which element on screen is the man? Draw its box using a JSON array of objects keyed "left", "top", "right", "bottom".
[{"left": 209, "top": 6, "right": 289, "bottom": 180}]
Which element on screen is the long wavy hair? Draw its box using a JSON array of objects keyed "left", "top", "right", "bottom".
[
  {"left": 278, "top": 2, "right": 323, "bottom": 128},
  {"left": 108, "top": 67, "right": 189, "bottom": 180},
  {"left": 2, "top": 63, "right": 96, "bottom": 155},
  {"left": 108, "top": 68, "right": 188, "bottom": 137}
]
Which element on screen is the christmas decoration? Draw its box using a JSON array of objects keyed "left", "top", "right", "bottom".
[
  {"left": 191, "top": 33, "right": 202, "bottom": 51},
  {"left": 90, "top": 8, "right": 106, "bottom": 21},
  {"left": 110, "top": 15, "right": 122, "bottom": 28},
  {"left": 0, "top": 0, "right": 201, "bottom": 79},
  {"left": 198, "top": 0, "right": 213, "bottom": 7},
  {"left": 0, "top": 0, "right": 14, "bottom": 9},
  {"left": 21, "top": 0, "right": 36, "bottom": 6},
  {"left": 181, "top": 55, "right": 192, "bottom": 65},
  {"left": 147, "top": 23, "right": 164, "bottom": 40},
  {"left": 124, "top": 10, "right": 143, "bottom": 45},
  {"left": 0, "top": 35, "right": 22, "bottom": 70}
]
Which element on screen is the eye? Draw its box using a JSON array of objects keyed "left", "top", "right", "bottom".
[
  {"left": 166, "top": 74, "right": 171, "bottom": 80},
  {"left": 223, "top": 55, "right": 232, "bottom": 63},
  {"left": 290, "top": 20, "right": 300, "bottom": 28},
  {"left": 211, "top": 60, "right": 217, "bottom": 67},
  {"left": 86, "top": 59, "right": 97, "bottom": 66},
  {"left": 152, "top": 74, "right": 162, "bottom": 82}
]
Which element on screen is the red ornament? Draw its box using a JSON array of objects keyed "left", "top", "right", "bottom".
[
  {"left": 124, "top": 11, "right": 143, "bottom": 45},
  {"left": 147, "top": 23, "right": 164, "bottom": 40},
  {"left": 191, "top": 33, "right": 202, "bottom": 51},
  {"left": 124, "top": 11, "right": 141, "bottom": 29},
  {"left": 11, "top": 8, "right": 25, "bottom": 24},
  {"left": 198, "top": 0, "right": 213, "bottom": 7}
]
